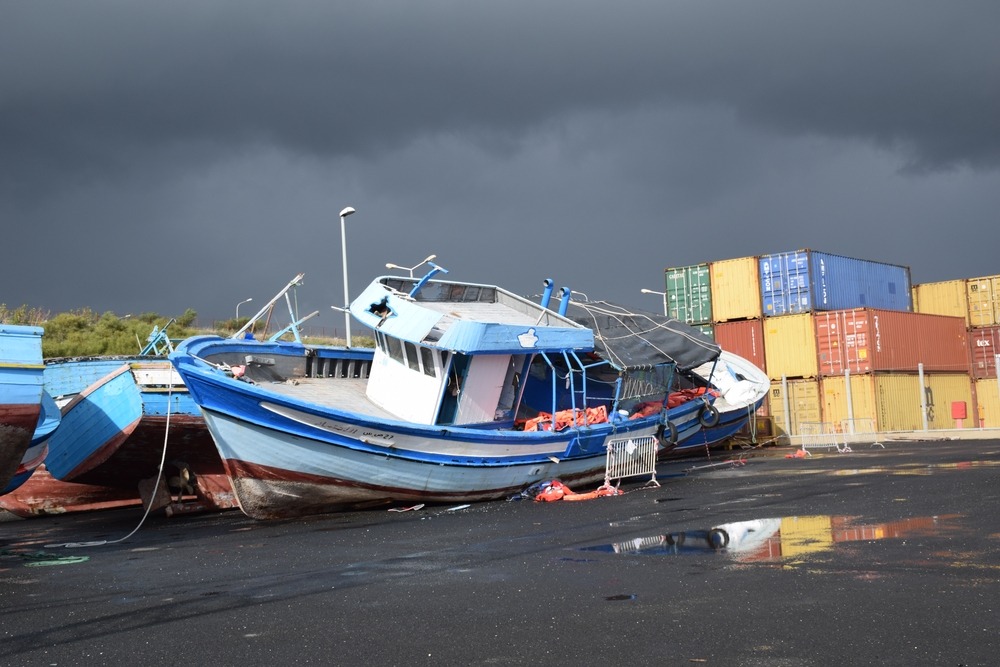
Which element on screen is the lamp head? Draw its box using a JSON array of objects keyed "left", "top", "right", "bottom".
[{"left": 340, "top": 206, "right": 356, "bottom": 218}]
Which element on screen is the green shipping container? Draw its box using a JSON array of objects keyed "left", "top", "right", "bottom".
[
  {"left": 665, "top": 263, "right": 712, "bottom": 325},
  {"left": 693, "top": 323, "right": 715, "bottom": 341}
]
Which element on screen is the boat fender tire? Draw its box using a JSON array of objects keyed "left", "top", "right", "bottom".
[
  {"left": 656, "top": 421, "right": 678, "bottom": 447},
  {"left": 699, "top": 402, "right": 720, "bottom": 428},
  {"left": 708, "top": 528, "right": 729, "bottom": 549}
]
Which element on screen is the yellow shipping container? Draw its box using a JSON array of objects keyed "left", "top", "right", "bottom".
[
  {"left": 763, "top": 313, "right": 817, "bottom": 380},
  {"left": 912, "top": 280, "right": 970, "bottom": 326},
  {"left": 967, "top": 275, "right": 1000, "bottom": 327},
  {"left": 769, "top": 378, "right": 820, "bottom": 436},
  {"left": 924, "top": 373, "right": 975, "bottom": 429},
  {"left": 709, "top": 256, "right": 761, "bottom": 322},
  {"left": 974, "top": 378, "right": 1000, "bottom": 428},
  {"left": 819, "top": 372, "right": 972, "bottom": 432},
  {"left": 819, "top": 375, "right": 878, "bottom": 429}
]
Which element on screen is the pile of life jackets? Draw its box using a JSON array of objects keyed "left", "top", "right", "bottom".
[
  {"left": 518, "top": 405, "right": 609, "bottom": 432},
  {"left": 628, "top": 387, "right": 720, "bottom": 420},
  {"left": 533, "top": 479, "right": 621, "bottom": 502}
]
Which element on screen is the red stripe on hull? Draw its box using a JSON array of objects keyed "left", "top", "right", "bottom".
[
  {"left": 0, "top": 465, "right": 238, "bottom": 518},
  {"left": 0, "top": 465, "right": 142, "bottom": 518},
  {"left": 223, "top": 458, "right": 607, "bottom": 520},
  {"left": 0, "top": 403, "right": 42, "bottom": 491}
]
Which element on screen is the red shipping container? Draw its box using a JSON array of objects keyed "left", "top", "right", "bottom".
[
  {"left": 814, "top": 308, "right": 969, "bottom": 376},
  {"left": 714, "top": 319, "right": 766, "bottom": 374},
  {"left": 968, "top": 326, "right": 1000, "bottom": 379}
]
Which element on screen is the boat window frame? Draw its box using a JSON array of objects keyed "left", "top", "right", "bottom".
[
  {"left": 420, "top": 346, "right": 437, "bottom": 378},
  {"left": 386, "top": 335, "right": 405, "bottom": 365},
  {"left": 404, "top": 341, "right": 421, "bottom": 372}
]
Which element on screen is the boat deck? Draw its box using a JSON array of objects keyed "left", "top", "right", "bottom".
[{"left": 262, "top": 378, "right": 398, "bottom": 421}]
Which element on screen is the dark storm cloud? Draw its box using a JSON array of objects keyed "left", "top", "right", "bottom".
[
  {"left": 2, "top": 1, "right": 998, "bottom": 322},
  {"left": 2, "top": 0, "right": 998, "bottom": 195}
]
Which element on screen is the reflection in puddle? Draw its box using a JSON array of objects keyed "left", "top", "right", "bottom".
[
  {"left": 582, "top": 515, "right": 961, "bottom": 562},
  {"left": 773, "top": 460, "right": 1000, "bottom": 478}
]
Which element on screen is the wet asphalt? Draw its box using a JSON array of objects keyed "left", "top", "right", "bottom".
[{"left": 2, "top": 440, "right": 999, "bottom": 667}]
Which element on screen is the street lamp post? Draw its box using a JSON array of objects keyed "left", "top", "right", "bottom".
[
  {"left": 339, "top": 206, "right": 356, "bottom": 348},
  {"left": 386, "top": 254, "right": 436, "bottom": 278},
  {"left": 640, "top": 288, "right": 668, "bottom": 317},
  {"left": 236, "top": 298, "right": 253, "bottom": 321}
]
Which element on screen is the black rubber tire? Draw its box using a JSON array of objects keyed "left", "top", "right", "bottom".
[
  {"left": 708, "top": 528, "right": 729, "bottom": 549},
  {"left": 699, "top": 402, "right": 721, "bottom": 428}
]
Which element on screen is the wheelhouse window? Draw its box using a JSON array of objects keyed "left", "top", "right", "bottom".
[
  {"left": 386, "top": 335, "right": 404, "bottom": 364},
  {"left": 404, "top": 341, "right": 420, "bottom": 372},
  {"left": 420, "top": 346, "right": 437, "bottom": 377}
]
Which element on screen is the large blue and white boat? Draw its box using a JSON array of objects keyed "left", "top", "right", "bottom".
[
  {"left": 0, "top": 325, "right": 46, "bottom": 494},
  {"left": 170, "top": 271, "right": 723, "bottom": 519}
]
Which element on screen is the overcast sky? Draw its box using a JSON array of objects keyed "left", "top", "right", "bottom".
[{"left": 2, "top": 1, "right": 998, "bottom": 330}]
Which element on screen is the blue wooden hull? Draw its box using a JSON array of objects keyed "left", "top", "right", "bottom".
[
  {"left": 0, "top": 325, "right": 45, "bottom": 493},
  {"left": 171, "top": 337, "right": 709, "bottom": 518},
  {"left": 1, "top": 391, "right": 61, "bottom": 496},
  {"left": 672, "top": 396, "right": 766, "bottom": 455},
  {"left": 42, "top": 359, "right": 224, "bottom": 490}
]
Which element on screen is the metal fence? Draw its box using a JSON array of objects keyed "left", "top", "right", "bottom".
[
  {"left": 798, "top": 422, "right": 845, "bottom": 455},
  {"left": 604, "top": 435, "right": 659, "bottom": 488},
  {"left": 840, "top": 418, "right": 883, "bottom": 448}
]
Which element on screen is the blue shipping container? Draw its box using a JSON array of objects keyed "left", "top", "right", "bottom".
[{"left": 760, "top": 250, "right": 912, "bottom": 317}]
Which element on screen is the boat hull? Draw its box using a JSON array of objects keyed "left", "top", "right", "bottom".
[
  {"left": 0, "top": 464, "right": 143, "bottom": 517},
  {"left": 671, "top": 401, "right": 763, "bottom": 454},
  {"left": 205, "top": 409, "right": 682, "bottom": 518},
  {"left": 177, "top": 351, "right": 704, "bottom": 519},
  {"left": 0, "top": 325, "right": 45, "bottom": 492}
]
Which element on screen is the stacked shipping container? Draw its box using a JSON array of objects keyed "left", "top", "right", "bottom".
[
  {"left": 664, "top": 264, "right": 712, "bottom": 324},
  {"left": 759, "top": 250, "right": 912, "bottom": 317},
  {"left": 814, "top": 309, "right": 970, "bottom": 375},
  {"left": 664, "top": 249, "right": 991, "bottom": 435},
  {"left": 912, "top": 273, "right": 1000, "bottom": 427}
]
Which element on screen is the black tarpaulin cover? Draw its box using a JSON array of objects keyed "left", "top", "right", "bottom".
[{"left": 564, "top": 301, "right": 721, "bottom": 371}]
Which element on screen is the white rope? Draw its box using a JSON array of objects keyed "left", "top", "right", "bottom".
[{"left": 46, "top": 382, "right": 174, "bottom": 549}]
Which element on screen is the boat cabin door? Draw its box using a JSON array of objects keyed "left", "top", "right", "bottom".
[{"left": 436, "top": 353, "right": 528, "bottom": 426}]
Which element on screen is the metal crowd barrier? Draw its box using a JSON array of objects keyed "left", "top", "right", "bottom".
[
  {"left": 799, "top": 421, "right": 848, "bottom": 455},
  {"left": 840, "top": 418, "right": 884, "bottom": 448},
  {"left": 604, "top": 435, "right": 659, "bottom": 488}
]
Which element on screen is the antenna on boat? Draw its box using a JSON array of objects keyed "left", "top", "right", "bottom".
[
  {"left": 232, "top": 273, "right": 305, "bottom": 340},
  {"left": 408, "top": 261, "right": 449, "bottom": 297}
]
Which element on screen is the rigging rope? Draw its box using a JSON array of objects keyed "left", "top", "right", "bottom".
[{"left": 46, "top": 380, "right": 175, "bottom": 549}]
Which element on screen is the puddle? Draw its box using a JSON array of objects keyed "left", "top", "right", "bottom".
[
  {"left": 605, "top": 594, "right": 636, "bottom": 601},
  {"left": 773, "top": 460, "right": 1000, "bottom": 478},
  {"left": 582, "top": 514, "right": 963, "bottom": 563}
]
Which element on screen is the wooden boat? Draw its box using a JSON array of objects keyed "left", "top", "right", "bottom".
[
  {"left": 171, "top": 270, "right": 723, "bottom": 519},
  {"left": 0, "top": 465, "right": 142, "bottom": 518},
  {"left": 1, "top": 390, "right": 60, "bottom": 495},
  {"left": 0, "top": 325, "right": 45, "bottom": 493},
  {"left": 42, "top": 336, "right": 238, "bottom": 512}
]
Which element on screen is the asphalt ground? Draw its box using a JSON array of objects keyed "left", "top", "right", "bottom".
[{"left": 2, "top": 440, "right": 999, "bottom": 667}]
